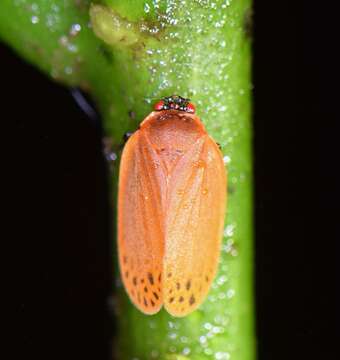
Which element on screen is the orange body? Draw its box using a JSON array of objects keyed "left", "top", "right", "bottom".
[{"left": 118, "top": 109, "right": 227, "bottom": 317}]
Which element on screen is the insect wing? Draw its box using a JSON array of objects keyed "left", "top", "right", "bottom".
[
  {"left": 118, "top": 131, "right": 166, "bottom": 314},
  {"left": 163, "top": 136, "right": 227, "bottom": 317}
]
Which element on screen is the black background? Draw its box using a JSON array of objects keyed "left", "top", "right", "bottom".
[{"left": 3, "top": 1, "right": 338, "bottom": 359}]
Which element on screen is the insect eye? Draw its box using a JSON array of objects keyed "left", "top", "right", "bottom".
[
  {"left": 186, "top": 102, "right": 196, "bottom": 114},
  {"left": 154, "top": 100, "right": 165, "bottom": 111}
]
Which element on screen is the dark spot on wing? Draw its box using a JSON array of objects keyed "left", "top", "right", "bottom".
[{"left": 147, "top": 272, "right": 154, "bottom": 285}]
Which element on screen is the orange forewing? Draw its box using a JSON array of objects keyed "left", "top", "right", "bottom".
[
  {"left": 118, "top": 110, "right": 227, "bottom": 316},
  {"left": 118, "top": 131, "right": 165, "bottom": 314},
  {"left": 163, "top": 136, "right": 226, "bottom": 316}
]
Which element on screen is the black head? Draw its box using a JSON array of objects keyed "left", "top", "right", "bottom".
[{"left": 154, "top": 95, "right": 196, "bottom": 114}]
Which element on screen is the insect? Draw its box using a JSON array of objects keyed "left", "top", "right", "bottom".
[{"left": 118, "top": 95, "right": 227, "bottom": 317}]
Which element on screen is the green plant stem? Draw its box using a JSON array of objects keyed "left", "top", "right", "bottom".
[{"left": 0, "top": 1, "right": 255, "bottom": 359}]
